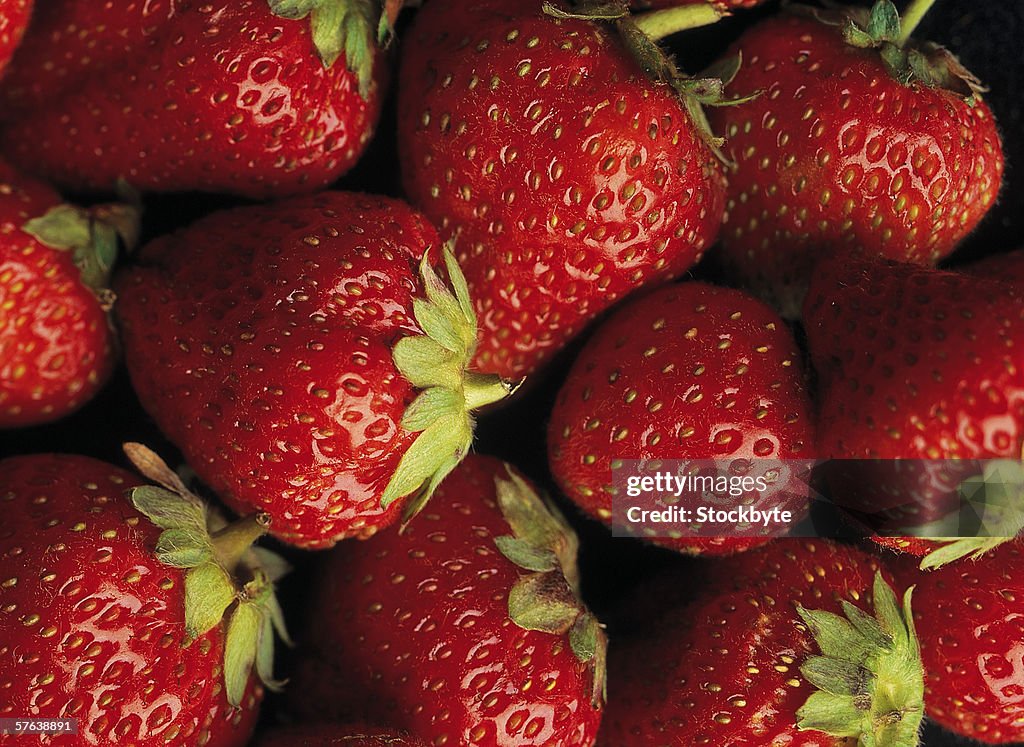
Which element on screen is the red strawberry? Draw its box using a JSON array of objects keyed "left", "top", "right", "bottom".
[
  {"left": 0, "top": 446, "right": 290, "bottom": 745},
  {"left": 0, "top": 0, "right": 30, "bottom": 76},
  {"left": 709, "top": 0, "right": 1004, "bottom": 318},
  {"left": 0, "top": 1, "right": 390, "bottom": 199},
  {"left": 0, "top": 159, "right": 138, "bottom": 428},
  {"left": 115, "top": 192, "right": 513, "bottom": 549},
  {"left": 894, "top": 542, "right": 1024, "bottom": 743},
  {"left": 398, "top": 0, "right": 729, "bottom": 378},
  {"left": 601, "top": 539, "right": 924, "bottom": 746},
  {"left": 287, "top": 455, "right": 606, "bottom": 745},
  {"left": 255, "top": 724, "right": 426, "bottom": 746},
  {"left": 804, "top": 251, "right": 1024, "bottom": 559},
  {"left": 548, "top": 281, "right": 815, "bottom": 555}
]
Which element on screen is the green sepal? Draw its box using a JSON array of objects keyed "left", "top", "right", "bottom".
[
  {"left": 494, "top": 535, "right": 558, "bottom": 572},
  {"left": 918, "top": 458, "right": 1024, "bottom": 570},
  {"left": 224, "top": 600, "right": 262, "bottom": 708},
  {"left": 494, "top": 469, "right": 607, "bottom": 707},
  {"left": 184, "top": 562, "right": 236, "bottom": 640},
  {"left": 541, "top": 0, "right": 628, "bottom": 21},
  {"left": 155, "top": 528, "right": 213, "bottom": 568},
  {"left": 130, "top": 485, "right": 206, "bottom": 532},
  {"left": 796, "top": 573, "right": 924, "bottom": 747},
  {"left": 570, "top": 612, "right": 608, "bottom": 707},
  {"left": 508, "top": 572, "right": 581, "bottom": 634},
  {"left": 382, "top": 244, "right": 515, "bottom": 516},
  {"left": 392, "top": 337, "right": 461, "bottom": 390},
  {"left": 122, "top": 443, "right": 292, "bottom": 709},
  {"left": 381, "top": 411, "right": 471, "bottom": 510},
  {"left": 830, "top": 0, "right": 985, "bottom": 98},
  {"left": 266, "top": 0, "right": 380, "bottom": 97},
  {"left": 23, "top": 199, "right": 141, "bottom": 294}
]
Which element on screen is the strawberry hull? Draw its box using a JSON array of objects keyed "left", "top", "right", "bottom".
[{"left": 0, "top": 454, "right": 261, "bottom": 746}]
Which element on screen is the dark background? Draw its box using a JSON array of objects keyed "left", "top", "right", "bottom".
[{"left": 2, "top": 1, "right": 1021, "bottom": 744}]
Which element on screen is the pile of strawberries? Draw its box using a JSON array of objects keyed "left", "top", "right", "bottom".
[{"left": 0, "top": 0, "right": 1022, "bottom": 745}]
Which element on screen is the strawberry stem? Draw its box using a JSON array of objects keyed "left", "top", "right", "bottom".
[
  {"left": 631, "top": 3, "right": 724, "bottom": 42},
  {"left": 897, "top": 0, "right": 937, "bottom": 45},
  {"left": 464, "top": 372, "right": 521, "bottom": 410},
  {"left": 211, "top": 513, "right": 270, "bottom": 574}
]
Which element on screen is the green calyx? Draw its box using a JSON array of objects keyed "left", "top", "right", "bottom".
[
  {"left": 22, "top": 191, "right": 142, "bottom": 301},
  {"left": 916, "top": 457, "right": 1024, "bottom": 571},
  {"left": 835, "top": 0, "right": 984, "bottom": 100},
  {"left": 380, "top": 244, "right": 519, "bottom": 522},
  {"left": 542, "top": 0, "right": 755, "bottom": 158},
  {"left": 123, "top": 443, "right": 292, "bottom": 709},
  {"left": 267, "top": 0, "right": 398, "bottom": 98},
  {"left": 493, "top": 469, "right": 607, "bottom": 708},
  {"left": 796, "top": 573, "right": 924, "bottom": 747}
]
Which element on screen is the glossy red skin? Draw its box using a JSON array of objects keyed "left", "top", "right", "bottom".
[
  {"left": 0, "top": 1, "right": 383, "bottom": 199},
  {"left": 0, "top": 160, "right": 114, "bottom": 428},
  {"left": 548, "top": 282, "right": 815, "bottom": 556},
  {"left": 399, "top": 0, "right": 726, "bottom": 379},
  {"left": 115, "top": 193, "right": 435, "bottom": 549},
  {"left": 0, "top": 0, "right": 31, "bottom": 76},
  {"left": 255, "top": 724, "right": 426, "bottom": 746},
  {"left": 895, "top": 543, "right": 1024, "bottom": 743},
  {"left": 806, "top": 254, "right": 1024, "bottom": 461},
  {"left": 0, "top": 0, "right": 178, "bottom": 114},
  {"left": 288, "top": 455, "right": 603, "bottom": 746},
  {"left": 965, "top": 248, "right": 1024, "bottom": 285},
  {"left": 709, "top": 13, "right": 1004, "bottom": 318},
  {"left": 805, "top": 254, "right": 1024, "bottom": 551},
  {"left": 0, "top": 454, "right": 259, "bottom": 746},
  {"left": 601, "top": 539, "right": 885, "bottom": 746}
]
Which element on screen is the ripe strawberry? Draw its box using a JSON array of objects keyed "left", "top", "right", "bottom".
[
  {"left": 0, "top": 446, "right": 290, "bottom": 745},
  {"left": 548, "top": 281, "right": 814, "bottom": 555},
  {"left": 0, "top": 0, "right": 30, "bottom": 76},
  {"left": 287, "top": 455, "right": 606, "bottom": 745},
  {"left": 601, "top": 539, "right": 924, "bottom": 746},
  {"left": 115, "top": 192, "right": 513, "bottom": 549},
  {"left": 804, "top": 251, "right": 1024, "bottom": 559},
  {"left": 0, "top": 1, "right": 391, "bottom": 199},
  {"left": 0, "top": 159, "right": 138, "bottom": 428},
  {"left": 255, "top": 724, "right": 426, "bottom": 746},
  {"left": 398, "top": 0, "right": 729, "bottom": 378},
  {"left": 709, "top": 0, "right": 1004, "bottom": 318},
  {"left": 894, "top": 542, "right": 1024, "bottom": 743}
]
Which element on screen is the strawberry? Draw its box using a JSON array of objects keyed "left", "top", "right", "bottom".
[
  {"left": 0, "top": 1, "right": 391, "bottom": 199},
  {"left": 804, "top": 251, "right": 1024, "bottom": 560},
  {"left": 601, "top": 539, "right": 924, "bottom": 746},
  {"left": 894, "top": 542, "right": 1024, "bottom": 743},
  {"left": 709, "top": 0, "right": 1004, "bottom": 318},
  {"left": 0, "top": 159, "right": 139, "bottom": 428},
  {"left": 115, "top": 192, "right": 513, "bottom": 549},
  {"left": 0, "top": 0, "right": 30, "bottom": 76},
  {"left": 0, "top": 445, "right": 290, "bottom": 745},
  {"left": 397, "top": 0, "right": 730, "bottom": 378},
  {"left": 548, "top": 281, "right": 815, "bottom": 555},
  {"left": 287, "top": 455, "right": 606, "bottom": 745},
  {"left": 255, "top": 724, "right": 426, "bottom": 746}
]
